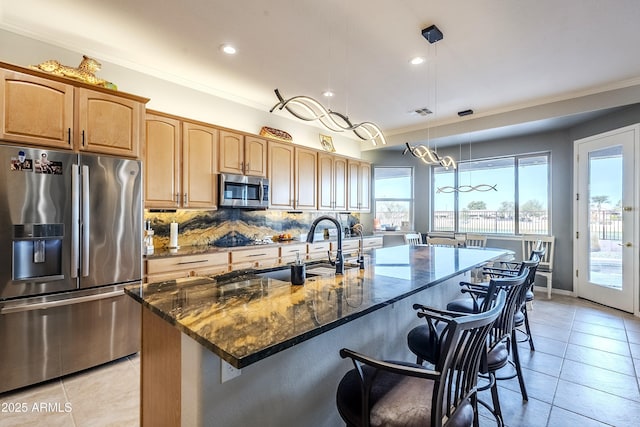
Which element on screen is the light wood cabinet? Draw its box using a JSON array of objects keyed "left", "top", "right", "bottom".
[
  {"left": 348, "top": 160, "right": 371, "bottom": 212},
  {"left": 318, "top": 153, "right": 347, "bottom": 211},
  {"left": 361, "top": 236, "right": 383, "bottom": 251},
  {"left": 76, "top": 88, "right": 144, "bottom": 158},
  {"left": 331, "top": 239, "right": 360, "bottom": 257},
  {"left": 0, "top": 64, "right": 147, "bottom": 157},
  {"left": 268, "top": 141, "right": 295, "bottom": 209},
  {"left": 145, "top": 114, "right": 181, "bottom": 208},
  {"left": 280, "top": 243, "right": 308, "bottom": 263},
  {"left": 145, "top": 251, "right": 229, "bottom": 283},
  {"left": 230, "top": 246, "right": 279, "bottom": 270},
  {"left": 219, "top": 130, "right": 267, "bottom": 176},
  {"left": 307, "top": 241, "right": 331, "bottom": 261},
  {"left": 144, "top": 112, "right": 218, "bottom": 209},
  {"left": 0, "top": 69, "right": 74, "bottom": 149},
  {"left": 182, "top": 122, "right": 218, "bottom": 208},
  {"left": 294, "top": 147, "right": 318, "bottom": 210}
]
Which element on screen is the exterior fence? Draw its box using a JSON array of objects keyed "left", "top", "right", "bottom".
[{"left": 432, "top": 209, "right": 623, "bottom": 239}]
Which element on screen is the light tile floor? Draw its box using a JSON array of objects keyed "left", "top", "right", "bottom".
[
  {"left": 0, "top": 354, "right": 140, "bottom": 426},
  {"left": 0, "top": 294, "right": 639, "bottom": 426}
]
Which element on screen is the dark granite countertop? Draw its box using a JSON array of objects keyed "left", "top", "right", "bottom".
[{"left": 126, "top": 245, "right": 507, "bottom": 368}]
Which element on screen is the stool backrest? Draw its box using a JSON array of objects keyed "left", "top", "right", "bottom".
[
  {"left": 486, "top": 268, "right": 530, "bottom": 350},
  {"left": 435, "top": 291, "right": 506, "bottom": 424}
]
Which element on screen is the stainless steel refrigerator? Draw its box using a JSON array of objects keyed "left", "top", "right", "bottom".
[{"left": 0, "top": 143, "right": 141, "bottom": 393}]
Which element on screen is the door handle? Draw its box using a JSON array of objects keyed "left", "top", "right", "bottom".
[
  {"left": 71, "top": 164, "right": 80, "bottom": 278},
  {"left": 617, "top": 242, "right": 632, "bottom": 247},
  {"left": 81, "top": 165, "right": 90, "bottom": 277},
  {"left": 0, "top": 290, "right": 124, "bottom": 314}
]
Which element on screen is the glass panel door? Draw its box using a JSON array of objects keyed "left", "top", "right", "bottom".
[
  {"left": 575, "top": 126, "right": 637, "bottom": 313},
  {"left": 587, "top": 146, "right": 623, "bottom": 289}
]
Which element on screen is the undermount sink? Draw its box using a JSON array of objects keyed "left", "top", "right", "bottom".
[{"left": 255, "top": 262, "right": 358, "bottom": 282}]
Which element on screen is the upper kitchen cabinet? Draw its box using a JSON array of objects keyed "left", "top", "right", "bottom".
[
  {"left": 318, "top": 153, "right": 347, "bottom": 211},
  {"left": 268, "top": 140, "right": 295, "bottom": 209},
  {"left": 182, "top": 122, "right": 218, "bottom": 208},
  {"left": 144, "top": 112, "right": 218, "bottom": 209},
  {"left": 294, "top": 147, "right": 318, "bottom": 210},
  {"left": 347, "top": 160, "right": 371, "bottom": 212},
  {"left": 76, "top": 88, "right": 144, "bottom": 158},
  {"left": 145, "top": 113, "right": 181, "bottom": 208},
  {"left": 218, "top": 130, "right": 267, "bottom": 176},
  {"left": 0, "top": 68, "right": 74, "bottom": 149},
  {"left": 0, "top": 62, "right": 148, "bottom": 156}
]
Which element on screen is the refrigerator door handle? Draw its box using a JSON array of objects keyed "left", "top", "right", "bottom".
[
  {"left": 82, "top": 165, "right": 90, "bottom": 277},
  {"left": 0, "top": 290, "right": 124, "bottom": 314},
  {"left": 71, "top": 164, "right": 80, "bottom": 278}
]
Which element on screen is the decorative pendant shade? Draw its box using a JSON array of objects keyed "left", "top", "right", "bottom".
[
  {"left": 270, "top": 89, "right": 386, "bottom": 146},
  {"left": 403, "top": 142, "right": 457, "bottom": 169}
]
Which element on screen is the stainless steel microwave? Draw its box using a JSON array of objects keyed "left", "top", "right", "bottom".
[{"left": 219, "top": 173, "right": 269, "bottom": 209}]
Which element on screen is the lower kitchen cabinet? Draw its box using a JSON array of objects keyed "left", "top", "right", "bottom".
[
  {"left": 145, "top": 251, "right": 229, "bottom": 283},
  {"left": 229, "top": 246, "right": 280, "bottom": 270}
]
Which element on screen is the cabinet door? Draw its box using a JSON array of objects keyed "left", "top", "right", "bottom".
[
  {"left": 318, "top": 153, "right": 334, "bottom": 210},
  {"left": 0, "top": 69, "right": 73, "bottom": 148},
  {"left": 244, "top": 136, "right": 267, "bottom": 176},
  {"left": 268, "top": 141, "right": 294, "bottom": 209},
  {"left": 76, "top": 88, "right": 143, "bottom": 158},
  {"left": 218, "top": 130, "right": 243, "bottom": 174},
  {"left": 334, "top": 156, "right": 348, "bottom": 211},
  {"left": 183, "top": 122, "right": 218, "bottom": 208},
  {"left": 359, "top": 162, "right": 371, "bottom": 212},
  {"left": 295, "top": 147, "right": 317, "bottom": 209},
  {"left": 347, "top": 160, "right": 361, "bottom": 211},
  {"left": 145, "top": 114, "right": 181, "bottom": 208}
]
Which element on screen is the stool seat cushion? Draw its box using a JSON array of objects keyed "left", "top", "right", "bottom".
[
  {"left": 407, "top": 322, "right": 448, "bottom": 366},
  {"left": 446, "top": 297, "right": 483, "bottom": 314},
  {"left": 514, "top": 310, "right": 525, "bottom": 326},
  {"left": 525, "top": 290, "right": 534, "bottom": 301},
  {"left": 484, "top": 341, "right": 508, "bottom": 372},
  {"left": 337, "top": 362, "right": 473, "bottom": 427}
]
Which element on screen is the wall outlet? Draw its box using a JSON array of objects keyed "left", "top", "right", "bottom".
[{"left": 220, "top": 359, "right": 242, "bottom": 383}]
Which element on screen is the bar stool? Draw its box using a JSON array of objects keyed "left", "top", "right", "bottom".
[
  {"left": 408, "top": 269, "right": 531, "bottom": 427},
  {"left": 336, "top": 292, "right": 506, "bottom": 427}
]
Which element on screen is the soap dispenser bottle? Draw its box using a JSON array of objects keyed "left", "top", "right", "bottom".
[{"left": 290, "top": 251, "right": 306, "bottom": 285}]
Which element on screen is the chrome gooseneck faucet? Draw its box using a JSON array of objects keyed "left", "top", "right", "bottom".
[
  {"left": 351, "top": 223, "right": 365, "bottom": 270},
  {"left": 306, "top": 215, "right": 344, "bottom": 275}
]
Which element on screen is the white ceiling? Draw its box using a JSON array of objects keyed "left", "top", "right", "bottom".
[{"left": 3, "top": 0, "right": 640, "bottom": 150}]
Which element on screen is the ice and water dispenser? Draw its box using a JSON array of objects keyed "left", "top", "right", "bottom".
[{"left": 12, "top": 223, "right": 64, "bottom": 281}]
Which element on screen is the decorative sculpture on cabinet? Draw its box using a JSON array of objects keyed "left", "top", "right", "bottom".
[{"left": 31, "top": 55, "right": 117, "bottom": 90}]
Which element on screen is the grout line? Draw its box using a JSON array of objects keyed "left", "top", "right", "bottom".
[{"left": 59, "top": 378, "right": 78, "bottom": 427}]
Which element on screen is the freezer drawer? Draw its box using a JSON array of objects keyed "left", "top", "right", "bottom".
[{"left": 0, "top": 285, "right": 140, "bottom": 393}]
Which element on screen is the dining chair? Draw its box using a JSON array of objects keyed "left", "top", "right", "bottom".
[
  {"left": 522, "top": 235, "right": 554, "bottom": 299},
  {"left": 404, "top": 232, "right": 422, "bottom": 246},
  {"left": 465, "top": 234, "right": 487, "bottom": 248},
  {"left": 336, "top": 291, "right": 505, "bottom": 427},
  {"left": 427, "top": 236, "right": 463, "bottom": 247}
]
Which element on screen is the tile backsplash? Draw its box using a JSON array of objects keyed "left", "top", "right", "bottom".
[{"left": 145, "top": 209, "right": 361, "bottom": 248}]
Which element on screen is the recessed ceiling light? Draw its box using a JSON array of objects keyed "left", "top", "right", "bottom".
[
  {"left": 410, "top": 57, "right": 425, "bottom": 65},
  {"left": 220, "top": 44, "right": 237, "bottom": 55},
  {"left": 322, "top": 90, "right": 335, "bottom": 97}
]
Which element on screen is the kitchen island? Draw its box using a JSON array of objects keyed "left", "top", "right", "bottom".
[{"left": 126, "top": 245, "right": 508, "bottom": 427}]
